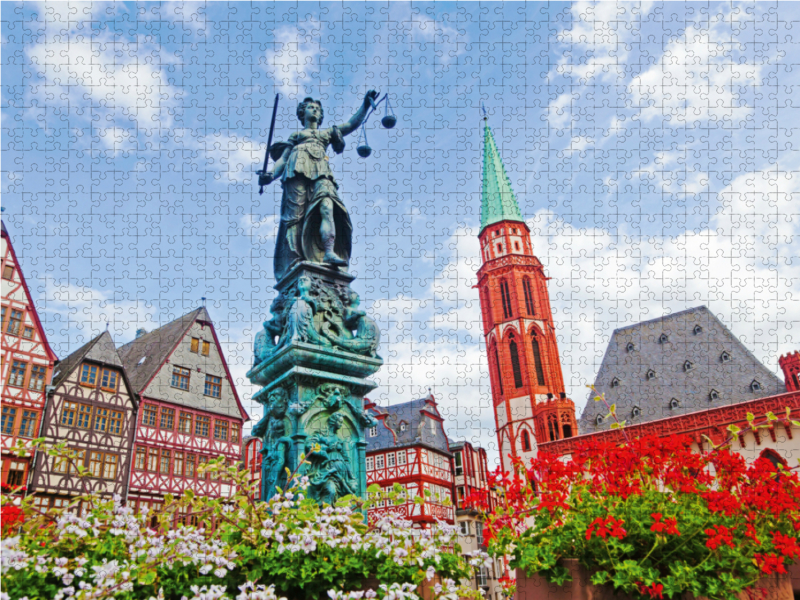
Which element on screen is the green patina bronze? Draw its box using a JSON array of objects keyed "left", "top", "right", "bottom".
[
  {"left": 480, "top": 122, "right": 524, "bottom": 234},
  {"left": 248, "top": 92, "right": 383, "bottom": 505}
]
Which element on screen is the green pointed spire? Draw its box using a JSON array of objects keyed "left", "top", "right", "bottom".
[{"left": 480, "top": 122, "right": 524, "bottom": 233}]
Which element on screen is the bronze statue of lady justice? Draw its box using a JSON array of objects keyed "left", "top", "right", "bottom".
[{"left": 258, "top": 90, "right": 379, "bottom": 281}]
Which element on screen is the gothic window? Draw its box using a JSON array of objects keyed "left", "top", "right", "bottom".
[
  {"left": 509, "top": 336, "right": 523, "bottom": 388},
  {"left": 500, "top": 280, "right": 513, "bottom": 319},
  {"left": 750, "top": 380, "right": 762, "bottom": 392},
  {"left": 521, "top": 430, "right": 531, "bottom": 452},
  {"left": 531, "top": 333, "right": 546, "bottom": 386},
  {"left": 492, "top": 345, "right": 503, "bottom": 396},
  {"left": 659, "top": 333, "right": 669, "bottom": 344},
  {"left": 720, "top": 351, "right": 731, "bottom": 363},
  {"left": 693, "top": 324, "right": 703, "bottom": 335},
  {"left": 709, "top": 389, "right": 720, "bottom": 401},
  {"left": 646, "top": 369, "right": 656, "bottom": 381},
  {"left": 522, "top": 277, "right": 535, "bottom": 316},
  {"left": 626, "top": 342, "right": 635, "bottom": 352},
  {"left": 548, "top": 415, "right": 559, "bottom": 441},
  {"left": 562, "top": 423, "right": 573, "bottom": 439}
]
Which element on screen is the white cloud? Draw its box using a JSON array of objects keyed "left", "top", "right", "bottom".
[
  {"left": 195, "top": 132, "right": 264, "bottom": 183},
  {"left": 629, "top": 23, "right": 762, "bottom": 125},
  {"left": 263, "top": 19, "right": 322, "bottom": 98},
  {"left": 240, "top": 214, "right": 279, "bottom": 245},
  {"left": 43, "top": 277, "right": 159, "bottom": 343}
]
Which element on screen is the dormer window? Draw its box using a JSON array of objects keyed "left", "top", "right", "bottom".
[
  {"left": 659, "top": 333, "right": 669, "bottom": 344},
  {"left": 626, "top": 342, "right": 635, "bottom": 352},
  {"left": 610, "top": 377, "right": 621, "bottom": 388},
  {"left": 646, "top": 369, "right": 656, "bottom": 381},
  {"left": 631, "top": 406, "right": 641, "bottom": 418},
  {"left": 399, "top": 421, "right": 407, "bottom": 432},
  {"left": 709, "top": 389, "right": 720, "bottom": 401},
  {"left": 669, "top": 398, "right": 680, "bottom": 410},
  {"left": 693, "top": 324, "right": 703, "bottom": 335},
  {"left": 720, "top": 351, "right": 731, "bottom": 363},
  {"left": 595, "top": 414, "right": 604, "bottom": 426},
  {"left": 369, "top": 426, "right": 378, "bottom": 438},
  {"left": 750, "top": 380, "right": 762, "bottom": 392},
  {"left": 684, "top": 361, "right": 694, "bottom": 372}
]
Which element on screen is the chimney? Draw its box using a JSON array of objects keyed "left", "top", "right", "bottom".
[{"left": 135, "top": 328, "right": 147, "bottom": 339}]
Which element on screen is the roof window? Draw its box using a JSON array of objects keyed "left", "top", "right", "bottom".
[
  {"left": 610, "top": 377, "right": 621, "bottom": 388},
  {"left": 750, "top": 380, "right": 762, "bottom": 392},
  {"left": 709, "top": 389, "right": 720, "bottom": 401},
  {"left": 659, "top": 333, "right": 669, "bottom": 344},
  {"left": 720, "top": 351, "right": 731, "bottom": 363},
  {"left": 684, "top": 361, "right": 694, "bottom": 372},
  {"left": 669, "top": 398, "right": 680, "bottom": 410},
  {"left": 626, "top": 342, "right": 635, "bottom": 352},
  {"left": 693, "top": 324, "right": 703, "bottom": 335},
  {"left": 646, "top": 369, "right": 656, "bottom": 381}
]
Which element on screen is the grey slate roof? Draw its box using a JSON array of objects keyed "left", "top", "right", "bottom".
[
  {"left": 579, "top": 306, "right": 785, "bottom": 432},
  {"left": 117, "top": 307, "right": 208, "bottom": 393},
  {"left": 51, "top": 331, "right": 125, "bottom": 389},
  {"left": 367, "top": 395, "right": 451, "bottom": 454}
]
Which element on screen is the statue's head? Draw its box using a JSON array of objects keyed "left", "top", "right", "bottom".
[
  {"left": 346, "top": 290, "right": 360, "bottom": 308},
  {"left": 297, "top": 97, "right": 324, "bottom": 126},
  {"left": 328, "top": 411, "right": 345, "bottom": 433},
  {"left": 268, "top": 387, "right": 289, "bottom": 413}
]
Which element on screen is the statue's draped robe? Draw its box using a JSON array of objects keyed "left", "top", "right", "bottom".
[{"left": 274, "top": 128, "right": 353, "bottom": 281}]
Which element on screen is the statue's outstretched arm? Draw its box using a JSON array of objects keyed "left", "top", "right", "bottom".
[{"left": 338, "top": 90, "right": 379, "bottom": 137}]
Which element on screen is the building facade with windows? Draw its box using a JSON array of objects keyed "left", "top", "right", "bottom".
[
  {"left": 29, "top": 331, "right": 138, "bottom": 510},
  {"left": 242, "top": 436, "right": 262, "bottom": 499},
  {"left": 364, "top": 393, "right": 455, "bottom": 526},
  {"left": 450, "top": 440, "right": 503, "bottom": 599},
  {"left": 117, "top": 307, "right": 249, "bottom": 514},
  {"left": 1, "top": 221, "right": 58, "bottom": 491}
]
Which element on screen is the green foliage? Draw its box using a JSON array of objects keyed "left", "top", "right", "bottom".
[{"left": 1, "top": 444, "right": 479, "bottom": 600}]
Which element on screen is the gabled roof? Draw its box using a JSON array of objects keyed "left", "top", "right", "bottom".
[
  {"left": 117, "top": 307, "right": 248, "bottom": 421},
  {"left": 1, "top": 219, "right": 57, "bottom": 363},
  {"left": 117, "top": 307, "right": 208, "bottom": 393},
  {"left": 579, "top": 306, "right": 785, "bottom": 432},
  {"left": 366, "top": 393, "right": 451, "bottom": 454},
  {"left": 51, "top": 331, "right": 128, "bottom": 392},
  {"left": 480, "top": 122, "right": 525, "bottom": 233}
]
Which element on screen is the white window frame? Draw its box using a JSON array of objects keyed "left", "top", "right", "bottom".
[
  {"left": 396, "top": 450, "right": 407, "bottom": 466},
  {"left": 366, "top": 456, "right": 374, "bottom": 471},
  {"left": 375, "top": 454, "right": 384, "bottom": 469},
  {"left": 368, "top": 426, "right": 378, "bottom": 438},
  {"left": 387, "top": 452, "right": 395, "bottom": 467}
]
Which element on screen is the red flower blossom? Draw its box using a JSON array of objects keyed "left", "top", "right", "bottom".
[
  {"left": 754, "top": 552, "right": 787, "bottom": 575},
  {"left": 772, "top": 531, "right": 800, "bottom": 559},
  {"left": 586, "top": 516, "right": 627, "bottom": 540},
  {"left": 704, "top": 525, "right": 735, "bottom": 551},
  {"left": 637, "top": 582, "right": 664, "bottom": 599}
]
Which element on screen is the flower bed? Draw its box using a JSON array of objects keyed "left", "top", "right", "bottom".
[
  {"left": 473, "top": 420, "right": 800, "bottom": 600},
  {"left": 1, "top": 453, "right": 486, "bottom": 600}
]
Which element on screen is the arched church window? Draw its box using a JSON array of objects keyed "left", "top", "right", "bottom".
[
  {"left": 509, "top": 335, "right": 523, "bottom": 389},
  {"left": 521, "top": 430, "right": 531, "bottom": 452},
  {"left": 548, "top": 415, "right": 559, "bottom": 441},
  {"left": 492, "top": 344, "right": 503, "bottom": 396},
  {"left": 500, "top": 280, "right": 513, "bottom": 319},
  {"left": 531, "top": 333, "right": 546, "bottom": 386},
  {"left": 522, "top": 277, "right": 535, "bottom": 316}
]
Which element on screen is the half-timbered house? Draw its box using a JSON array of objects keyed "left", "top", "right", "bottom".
[
  {"left": 450, "top": 440, "right": 503, "bottom": 598},
  {"left": 365, "top": 393, "right": 455, "bottom": 526},
  {"left": 1, "top": 221, "right": 58, "bottom": 491},
  {"left": 242, "top": 436, "right": 262, "bottom": 500},
  {"left": 29, "top": 331, "right": 138, "bottom": 510},
  {"left": 117, "top": 307, "right": 248, "bottom": 514}
]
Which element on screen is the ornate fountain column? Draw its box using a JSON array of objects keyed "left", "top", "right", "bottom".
[{"left": 246, "top": 91, "right": 385, "bottom": 504}]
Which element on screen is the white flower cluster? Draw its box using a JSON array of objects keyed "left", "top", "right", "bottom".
[{"left": 3, "top": 479, "right": 471, "bottom": 600}]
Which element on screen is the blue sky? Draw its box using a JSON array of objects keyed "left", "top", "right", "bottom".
[{"left": 3, "top": 1, "right": 799, "bottom": 464}]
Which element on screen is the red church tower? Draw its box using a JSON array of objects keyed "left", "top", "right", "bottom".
[{"left": 475, "top": 121, "right": 577, "bottom": 473}]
